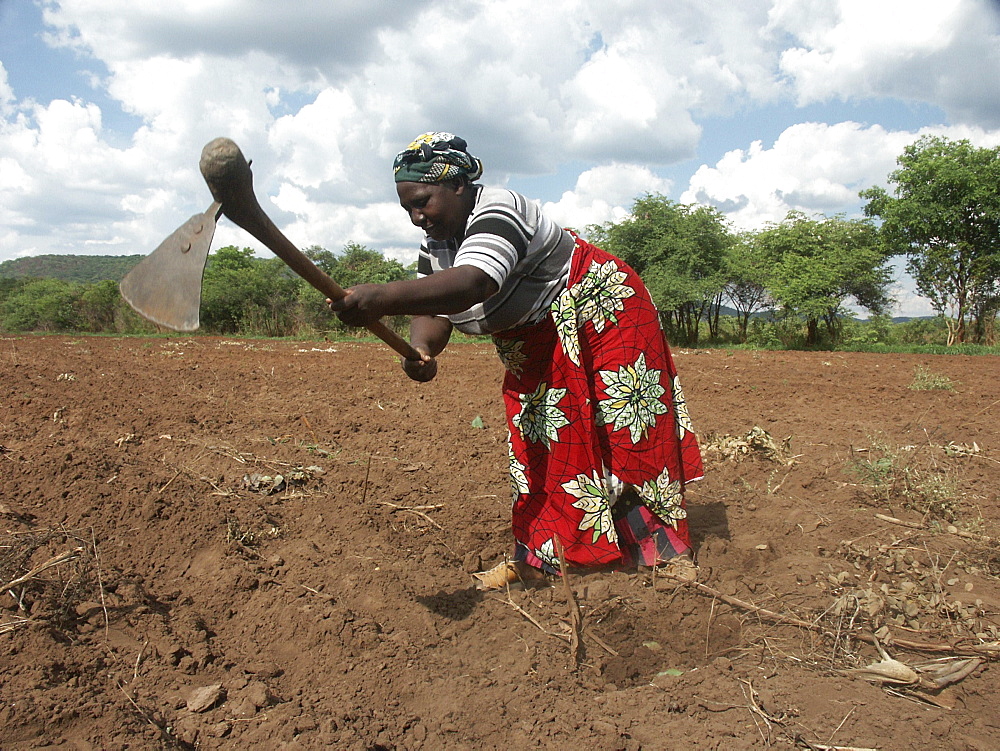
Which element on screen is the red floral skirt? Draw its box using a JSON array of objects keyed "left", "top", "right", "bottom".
[{"left": 492, "top": 237, "right": 703, "bottom": 571}]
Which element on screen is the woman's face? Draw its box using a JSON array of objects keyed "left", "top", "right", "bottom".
[{"left": 396, "top": 180, "right": 470, "bottom": 242}]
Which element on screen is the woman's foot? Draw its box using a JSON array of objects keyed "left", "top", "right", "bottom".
[
  {"left": 472, "top": 560, "right": 545, "bottom": 590},
  {"left": 659, "top": 554, "right": 698, "bottom": 581}
]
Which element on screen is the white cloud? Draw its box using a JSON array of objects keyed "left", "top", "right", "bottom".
[
  {"left": 40, "top": 0, "right": 421, "bottom": 73},
  {"left": 771, "top": 0, "right": 1000, "bottom": 125},
  {"left": 1, "top": 0, "right": 998, "bottom": 324},
  {"left": 680, "top": 121, "right": 1000, "bottom": 230},
  {"left": 0, "top": 63, "right": 14, "bottom": 116},
  {"left": 543, "top": 164, "right": 671, "bottom": 230}
]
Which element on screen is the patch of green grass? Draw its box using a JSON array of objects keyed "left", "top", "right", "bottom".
[
  {"left": 908, "top": 365, "right": 956, "bottom": 391},
  {"left": 850, "top": 438, "right": 962, "bottom": 521}
]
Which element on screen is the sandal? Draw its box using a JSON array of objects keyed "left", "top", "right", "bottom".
[{"left": 472, "top": 560, "right": 544, "bottom": 590}]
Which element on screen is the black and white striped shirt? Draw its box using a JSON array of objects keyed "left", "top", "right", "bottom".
[{"left": 416, "top": 187, "right": 575, "bottom": 335}]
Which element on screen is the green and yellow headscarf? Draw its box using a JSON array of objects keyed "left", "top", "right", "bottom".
[{"left": 393, "top": 132, "right": 484, "bottom": 184}]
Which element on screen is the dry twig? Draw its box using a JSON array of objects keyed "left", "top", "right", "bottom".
[
  {"left": 89, "top": 528, "right": 109, "bottom": 638},
  {"left": 874, "top": 513, "right": 991, "bottom": 542},
  {"left": 661, "top": 573, "right": 1000, "bottom": 658},
  {"left": 0, "top": 616, "right": 33, "bottom": 634},
  {"left": 380, "top": 502, "right": 444, "bottom": 530},
  {"left": 489, "top": 592, "right": 570, "bottom": 644},
  {"left": 1, "top": 547, "right": 84, "bottom": 592},
  {"left": 301, "top": 584, "right": 336, "bottom": 601}
]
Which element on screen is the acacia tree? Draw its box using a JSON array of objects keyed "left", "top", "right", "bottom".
[
  {"left": 723, "top": 232, "right": 777, "bottom": 342},
  {"left": 861, "top": 136, "right": 1000, "bottom": 345},
  {"left": 200, "top": 246, "right": 300, "bottom": 335},
  {"left": 754, "top": 212, "right": 891, "bottom": 345},
  {"left": 297, "top": 243, "right": 412, "bottom": 333},
  {"left": 588, "top": 194, "right": 731, "bottom": 344}
]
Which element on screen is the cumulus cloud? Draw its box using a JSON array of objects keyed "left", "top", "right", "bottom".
[
  {"left": 543, "top": 164, "right": 671, "bottom": 230},
  {"left": 4, "top": 0, "right": 1000, "bottom": 318},
  {"left": 0, "top": 63, "right": 14, "bottom": 116},
  {"left": 771, "top": 0, "right": 1000, "bottom": 125},
  {"left": 680, "top": 121, "right": 1000, "bottom": 230},
  {"left": 40, "top": 1, "right": 422, "bottom": 74}
]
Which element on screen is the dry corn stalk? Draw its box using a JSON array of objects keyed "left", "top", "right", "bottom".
[
  {"left": 1, "top": 547, "right": 84, "bottom": 592},
  {"left": 846, "top": 655, "right": 983, "bottom": 690}
]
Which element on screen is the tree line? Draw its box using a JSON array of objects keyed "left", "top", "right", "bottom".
[
  {"left": 0, "top": 243, "right": 411, "bottom": 339},
  {"left": 588, "top": 135, "right": 999, "bottom": 347},
  {"left": 1, "top": 135, "right": 997, "bottom": 347}
]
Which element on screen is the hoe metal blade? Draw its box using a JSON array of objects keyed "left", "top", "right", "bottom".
[{"left": 120, "top": 202, "right": 222, "bottom": 331}]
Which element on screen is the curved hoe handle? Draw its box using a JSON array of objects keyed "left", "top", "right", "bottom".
[{"left": 199, "top": 137, "right": 422, "bottom": 361}]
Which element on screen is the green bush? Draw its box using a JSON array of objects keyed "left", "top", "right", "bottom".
[{"left": 1, "top": 278, "right": 82, "bottom": 332}]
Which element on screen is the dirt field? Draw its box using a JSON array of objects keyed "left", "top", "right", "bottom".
[{"left": 1, "top": 335, "right": 998, "bottom": 749}]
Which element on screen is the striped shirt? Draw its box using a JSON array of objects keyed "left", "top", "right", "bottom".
[{"left": 416, "top": 186, "right": 575, "bottom": 335}]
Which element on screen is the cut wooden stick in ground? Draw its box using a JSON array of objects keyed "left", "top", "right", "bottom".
[
  {"left": 554, "top": 536, "right": 583, "bottom": 664},
  {"left": 89, "top": 528, "right": 109, "bottom": 638},
  {"left": 300, "top": 415, "right": 320, "bottom": 446},
  {"left": 660, "top": 573, "right": 1000, "bottom": 658}
]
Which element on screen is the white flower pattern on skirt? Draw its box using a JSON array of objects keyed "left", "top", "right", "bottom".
[
  {"left": 563, "top": 471, "right": 618, "bottom": 545},
  {"left": 597, "top": 352, "right": 670, "bottom": 444},
  {"left": 512, "top": 381, "right": 569, "bottom": 448}
]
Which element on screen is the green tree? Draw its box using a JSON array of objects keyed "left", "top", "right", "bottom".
[
  {"left": 861, "top": 136, "right": 1000, "bottom": 345},
  {"left": 331, "top": 242, "right": 411, "bottom": 287},
  {"left": 302, "top": 245, "right": 339, "bottom": 275},
  {"left": 77, "top": 279, "right": 121, "bottom": 332},
  {"left": 297, "top": 243, "right": 412, "bottom": 334},
  {"left": 754, "top": 212, "right": 891, "bottom": 346},
  {"left": 723, "top": 232, "right": 777, "bottom": 343},
  {"left": 589, "top": 195, "right": 731, "bottom": 344},
  {"left": 200, "top": 246, "right": 299, "bottom": 335},
  {"left": 1, "top": 278, "right": 82, "bottom": 332},
  {"left": 0, "top": 277, "right": 29, "bottom": 307}
]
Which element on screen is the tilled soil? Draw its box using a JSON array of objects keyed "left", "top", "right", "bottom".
[{"left": 1, "top": 335, "right": 998, "bottom": 749}]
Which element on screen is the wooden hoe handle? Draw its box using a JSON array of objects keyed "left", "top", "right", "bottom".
[{"left": 199, "top": 137, "right": 421, "bottom": 361}]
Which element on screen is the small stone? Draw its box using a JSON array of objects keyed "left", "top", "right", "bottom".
[
  {"left": 186, "top": 684, "right": 224, "bottom": 713},
  {"left": 245, "top": 661, "right": 283, "bottom": 678}
]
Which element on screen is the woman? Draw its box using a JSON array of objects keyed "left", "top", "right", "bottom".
[{"left": 329, "top": 132, "right": 703, "bottom": 589}]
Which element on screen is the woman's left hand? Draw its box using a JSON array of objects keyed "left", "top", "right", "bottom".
[{"left": 326, "top": 285, "right": 388, "bottom": 327}]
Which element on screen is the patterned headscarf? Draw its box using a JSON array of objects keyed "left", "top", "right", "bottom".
[{"left": 393, "top": 132, "right": 484, "bottom": 184}]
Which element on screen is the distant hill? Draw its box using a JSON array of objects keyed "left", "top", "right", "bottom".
[{"left": 0, "top": 254, "right": 144, "bottom": 284}]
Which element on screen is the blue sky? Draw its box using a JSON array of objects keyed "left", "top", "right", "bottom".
[{"left": 2, "top": 0, "right": 1000, "bottom": 316}]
